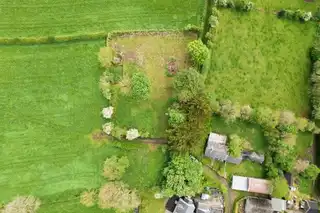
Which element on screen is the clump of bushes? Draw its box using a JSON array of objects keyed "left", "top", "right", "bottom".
[
  {"left": 2, "top": 196, "right": 41, "bottom": 213},
  {"left": 98, "top": 181, "right": 140, "bottom": 212},
  {"left": 187, "top": 40, "right": 209, "bottom": 66},
  {"left": 300, "top": 164, "right": 320, "bottom": 181},
  {"left": 278, "top": 9, "right": 313, "bottom": 22},
  {"left": 103, "top": 156, "right": 129, "bottom": 180},
  {"left": 126, "top": 128, "right": 140, "bottom": 140},
  {"left": 80, "top": 190, "right": 97, "bottom": 207},
  {"left": 131, "top": 72, "right": 150, "bottom": 100},
  {"left": 206, "top": 7, "right": 220, "bottom": 47},
  {"left": 213, "top": 0, "right": 254, "bottom": 11},
  {"left": 166, "top": 104, "right": 186, "bottom": 127}
]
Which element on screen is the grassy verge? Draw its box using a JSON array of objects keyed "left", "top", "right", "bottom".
[{"left": 206, "top": 11, "right": 316, "bottom": 115}]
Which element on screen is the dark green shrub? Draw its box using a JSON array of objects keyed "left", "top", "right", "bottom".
[
  {"left": 105, "top": 66, "right": 123, "bottom": 84},
  {"left": 236, "top": 0, "right": 254, "bottom": 11},
  {"left": 131, "top": 72, "right": 150, "bottom": 100},
  {"left": 187, "top": 40, "right": 209, "bottom": 65},
  {"left": 301, "top": 164, "right": 320, "bottom": 181}
]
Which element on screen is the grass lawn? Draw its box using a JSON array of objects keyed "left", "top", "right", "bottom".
[
  {"left": 110, "top": 32, "right": 196, "bottom": 137},
  {"left": 251, "top": 0, "right": 319, "bottom": 11},
  {"left": 296, "top": 132, "right": 314, "bottom": 160},
  {"left": 207, "top": 11, "right": 316, "bottom": 115},
  {"left": 0, "top": 0, "right": 204, "bottom": 37},
  {"left": 0, "top": 41, "right": 166, "bottom": 212},
  {"left": 211, "top": 116, "right": 266, "bottom": 153}
]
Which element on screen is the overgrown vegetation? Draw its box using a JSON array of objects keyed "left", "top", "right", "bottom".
[{"left": 162, "top": 154, "right": 203, "bottom": 196}]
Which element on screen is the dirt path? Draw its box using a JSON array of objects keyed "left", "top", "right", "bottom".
[{"left": 203, "top": 165, "right": 234, "bottom": 213}]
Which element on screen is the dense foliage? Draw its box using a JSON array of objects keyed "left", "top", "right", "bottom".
[
  {"left": 103, "top": 156, "right": 129, "bottom": 180},
  {"left": 173, "top": 68, "right": 205, "bottom": 102},
  {"left": 131, "top": 72, "right": 150, "bottom": 100},
  {"left": 278, "top": 9, "right": 313, "bottom": 22},
  {"left": 301, "top": 164, "right": 320, "bottom": 181},
  {"left": 98, "top": 181, "right": 140, "bottom": 212},
  {"left": 80, "top": 190, "right": 97, "bottom": 207},
  {"left": 311, "top": 33, "right": 320, "bottom": 120},
  {"left": 187, "top": 40, "right": 209, "bottom": 65},
  {"left": 162, "top": 155, "right": 203, "bottom": 196},
  {"left": 228, "top": 134, "right": 244, "bottom": 157},
  {"left": 167, "top": 105, "right": 186, "bottom": 127}
]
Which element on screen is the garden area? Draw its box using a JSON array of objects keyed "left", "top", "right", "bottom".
[{"left": 106, "top": 32, "right": 196, "bottom": 137}]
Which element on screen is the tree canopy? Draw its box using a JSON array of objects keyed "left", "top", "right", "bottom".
[
  {"left": 272, "top": 177, "right": 289, "bottom": 199},
  {"left": 301, "top": 164, "right": 320, "bottom": 181},
  {"left": 162, "top": 154, "right": 203, "bottom": 196},
  {"left": 98, "top": 181, "right": 140, "bottom": 212},
  {"left": 103, "top": 156, "right": 129, "bottom": 180}
]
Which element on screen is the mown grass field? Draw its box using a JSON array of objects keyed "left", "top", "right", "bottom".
[
  {"left": 207, "top": 11, "right": 316, "bottom": 114},
  {"left": 0, "top": 0, "right": 204, "bottom": 37},
  {"left": 110, "top": 33, "right": 195, "bottom": 137},
  {"left": 0, "top": 41, "right": 166, "bottom": 212}
]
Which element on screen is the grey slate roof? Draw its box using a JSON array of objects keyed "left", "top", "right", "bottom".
[
  {"left": 205, "top": 133, "right": 264, "bottom": 165},
  {"left": 173, "top": 198, "right": 195, "bottom": 213},
  {"left": 306, "top": 200, "right": 319, "bottom": 213},
  {"left": 271, "top": 198, "right": 286, "bottom": 212}
]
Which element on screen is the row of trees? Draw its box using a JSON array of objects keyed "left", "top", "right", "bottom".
[
  {"left": 311, "top": 29, "right": 320, "bottom": 120},
  {"left": 212, "top": 99, "right": 317, "bottom": 133}
]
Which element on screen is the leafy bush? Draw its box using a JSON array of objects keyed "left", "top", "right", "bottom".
[
  {"left": 126, "top": 128, "right": 140, "bottom": 140},
  {"left": 273, "top": 143, "right": 296, "bottom": 172},
  {"left": 111, "top": 126, "right": 127, "bottom": 139},
  {"left": 167, "top": 107, "right": 186, "bottom": 127},
  {"left": 278, "top": 9, "right": 312, "bottom": 22},
  {"left": 187, "top": 40, "right": 209, "bottom": 65},
  {"left": 131, "top": 72, "right": 150, "bottom": 100},
  {"left": 80, "top": 190, "right": 97, "bottom": 207},
  {"left": 228, "top": 134, "right": 243, "bottom": 157},
  {"left": 301, "top": 164, "right": 320, "bottom": 181},
  {"left": 296, "top": 117, "right": 309, "bottom": 132},
  {"left": 102, "top": 106, "right": 114, "bottom": 119},
  {"left": 240, "top": 105, "right": 253, "bottom": 121},
  {"left": 104, "top": 66, "right": 123, "bottom": 84},
  {"left": 218, "top": 100, "right": 240, "bottom": 123},
  {"left": 99, "top": 74, "right": 112, "bottom": 100},
  {"left": 173, "top": 68, "right": 205, "bottom": 102},
  {"left": 102, "top": 122, "right": 113, "bottom": 135},
  {"left": 98, "top": 181, "right": 140, "bottom": 212},
  {"left": 103, "top": 156, "right": 129, "bottom": 180},
  {"left": 162, "top": 154, "right": 203, "bottom": 196},
  {"left": 236, "top": 0, "right": 254, "bottom": 11},
  {"left": 3, "top": 196, "right": 41, "bottom": 213},
  {"left": 255, "top": 107, "right": 279, "bottom": 128}
]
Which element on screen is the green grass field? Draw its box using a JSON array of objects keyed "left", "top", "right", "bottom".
[
  {"left": 0, "top": 41, "right": 166, "bottom": 211},
  {"left": 0, "top": 0, "right": 204, "bottom": 37},
  {"left": 207, "top": 11, "right": 316, "bottom": 115}
]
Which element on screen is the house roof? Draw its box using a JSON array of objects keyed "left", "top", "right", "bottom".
[
  {"left": 248, "top": 178, "right": 271, "bottom": 194},
  {"left": 306, "top": 200, "right": 318, "bottom": 213},
  {"left": 205, "top": 133, "right": 242, "bottom": 164},
  {"left": 245, "top": 197, "right": 273, "bottom": 213},
  {"left": 248, "top": 152, "right": 264, "bottom": 164},
  {"left": 232, "top": 176, "right": 248, "bottom": 192},
  {"left": 173, "top": 198, "right": 195, "bottom": 213},
  {"left": 271, "top": 198, "right": 286, "bottom": 212},
  {"left": 232, "top": 176, "right": 271, "bottom": 195}
]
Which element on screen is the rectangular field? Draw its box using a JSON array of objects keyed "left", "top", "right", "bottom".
[
  {"left": 110, "top": 32, "right": 196, "bottom": 137},
  {"left": 207, "top": 11, "right": 316, "bottom": 114},
  {"left": 0, "top": 0, "right": 204, "bottom": 37},
  {"left": 0, "top": 41, "right": 166, "bottom": 212}
]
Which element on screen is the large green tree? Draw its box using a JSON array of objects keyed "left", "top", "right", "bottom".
[
  {"left": 301, "top": 164, "right": 320, "bottom": 181},
  {"left": 187, "top": 40, "right": 209, "bottom": 65},
  {"left": 162, "top": 155, "right": 203, "bottom": 196}
]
